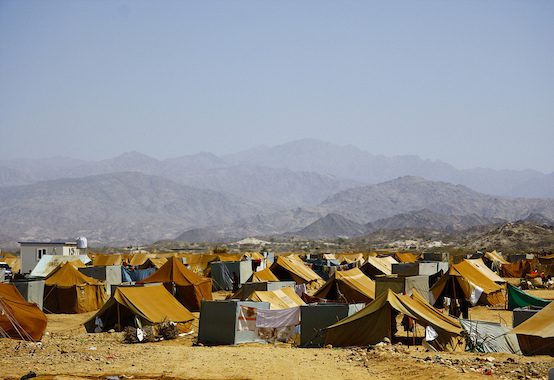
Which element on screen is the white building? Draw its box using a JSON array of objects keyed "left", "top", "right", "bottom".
[{"left": 19, "top": 241, "right": 82, "bottom": 274}]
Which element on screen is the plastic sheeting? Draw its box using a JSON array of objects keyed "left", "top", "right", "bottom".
[
  {"left": 121, "top": 267, "right": 156, "bottom": 282},
  {"left": 461, "top": 319, "right": 521, "bottom": 354}
]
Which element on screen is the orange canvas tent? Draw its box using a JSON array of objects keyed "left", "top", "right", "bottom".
[
  {"left": 0, "top": 283, "right": 47, "bottom": 341},
  {"left": 142, "top": 256, "right": 212, "bottom": 312},
  {"left": 43, "top": 262, "right": 107, "bottom": 313}
]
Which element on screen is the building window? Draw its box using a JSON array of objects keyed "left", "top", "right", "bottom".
[{"left": 36, "top": 248, "right": 46, "bottom": 261}]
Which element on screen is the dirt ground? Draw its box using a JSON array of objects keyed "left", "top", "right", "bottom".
[{"left": 1, "top": 292, "right": 553, "bottom": 380}]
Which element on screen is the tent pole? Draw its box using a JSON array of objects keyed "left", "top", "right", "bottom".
[
  {"left": 117, "top": 303, "right": 121, "bottom": 332},
  {"left": 413, "top": 319, "right": 416, "bottom": 346},
  {"left": 388, "top": 306, "right": 392, "bottom": 342}
]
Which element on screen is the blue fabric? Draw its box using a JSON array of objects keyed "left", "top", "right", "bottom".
[{"left": 121, "top": 267, "right": 156, "bottom": 282}]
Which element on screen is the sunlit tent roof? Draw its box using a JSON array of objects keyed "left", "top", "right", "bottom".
[
  {"left": 142, "top": 256, "right": 212, "bottom": 311},
  {"left": 45, "top": 262, "right": 103, "bottom": 287},
  {"left": 93, "top": 254, "right": 123, "bottom": 266},
  {"left": 249, "top": 268, "right": 279, "bottom": 282},
  {"left": 43, "top": 262, "right": 107, "bottom": 313},
  {"left": 216, "top": 253, "right": 247, "bottom": 262},
  {"left": 361, "top": 256, "right": 397, "bottom": 277},
  {"left": 507, "top": 284, "right": 551, "bottom": 311},
  {"left": 0, "top": 283, "right": 47, "bottom": 341},
  {"left": 140, "top": 257, "right": 168, "bottom": 269},
  {"left": 322, "top": 254, "right": 337, "bottom": 260},
  {"left": 314, "top": 268, "right": 375, "bottom": 303},
  {"left": 464, "top": 258, "right": 506, "bottom": 283},
  {"left": 325, "top": 289, "right": 464, "bottom": 351},
  {"left": 180, "top": 253, "right": 219, "bottom": 275},
  {"left": 394, "top": 252, "right": 421, "bottom": 263},
  {"left": 84, "top": 284, "right": 195, "bottom": 332},
  {"left": 30, "top": 255, "right": 89, "bottom": 278},
  {"left": 510, "top": 302, "right": 554, "bottom": 355},
  {"left": 270, "top": 256, "right": 324, "bottom": 289},
  {"left": 248, "top": 287, "right": 305, "bottom": 309},
  {"left": 127, "top": 253, "right": 151, "bottom": 266},
  {"left": 484, "top": 250, "right": 509, "bottom": 265},
  {"left": 430, "top": 261, "right": 504, "bottom": 306},
  {"left": 336, "top": 253, "right": 365, "bottom": 265}
]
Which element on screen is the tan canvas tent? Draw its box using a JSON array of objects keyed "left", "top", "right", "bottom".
[
  {"left": 0, "top": 283, "right": 47, "bottom": 341},
  {"left": 430, "top": 260, "right": 505, "bottom": 307},
  {"left": 464, "top": 258, "right": 506, "bottom": 284},
  {"left": 43, "top": 262, "right": 107, "bottom": 313},
  {"left": 249, "top": 268, "right": 279, "bottom": 282},
  {"left": 360, "top": 256, "right": 396, "bottom": 278},
  {"left": 270, "top": 256, "right": 324, "bottom": 290},
  {"left": 248, "top": 287, "right": 305, "bottom": 309},
  {"left": 84, "top": 284, "right": 195, "bottom": 332},
  {"left": 93, "top": 254, "right": 123, "bottom": 266},
  {"left": 394, "top": 252, "right": 421, "bottom": 263},
  {"left": 313, "top": 268, "right": 375, "bottom": 303},
  {"left": 325, "top": 289, "right": 464, "bottom": 351},
  {"left": 510, "top": 302, "right": 554, "bottom": 355},
  {"left": 142, "top": 256, "right": 212, "bottom": 312}
]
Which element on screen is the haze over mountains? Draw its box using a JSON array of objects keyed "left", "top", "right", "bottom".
[{"left": 0, "top": 139, "right": 553, "bottom": 246}]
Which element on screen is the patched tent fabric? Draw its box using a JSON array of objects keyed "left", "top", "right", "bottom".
[
  {"left": 325, "top": 289, "right": 464, "bottom": 351},
  {"left": 460, "top": 319, "right": 521, "bottom": 354},
  {"left": 510, "top": 301, "right": 554, "bottom": 355},
  {"left": 84, "top": 285, "right": 195, "bottom": 332},
  {"left": 0, "top": 283, "right": 47, "bottom": 341},
  {"left": 394, "top": 252, "right": 421, "bottom": 263},
  {"left": 249, "top": 268, "right": 279, "bottom": 282},
  {"left": 270, "top": 256, "right": 325, "bottom": 290},
  {"left": 313, "top": 268, "right": 375, "bottom": 303},
  {"left": 43, "top": 262, "right": 107, "bottom": 314},
  {"left": 93, "top": 254, "right": 123, "bottom": 266},
  {"left": 507, "top": 284, "right": 551, "bottom": 311},
  {"left": 430, "top": 261, "right": 505, "bottom": 307},
  {"left": 142, "top": 256, "right": 212, "bottom": 312},
  {"left": 248, "top": 287, "right": 305, "bottom": 309}
]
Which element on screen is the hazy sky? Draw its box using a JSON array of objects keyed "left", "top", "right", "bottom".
[{"left": 1, "top": 1, "right": 553, "bottom": 172}]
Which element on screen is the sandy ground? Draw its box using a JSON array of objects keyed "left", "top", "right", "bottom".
[{"left": 1, "top": 292, "right": 553, "bottom": 380}]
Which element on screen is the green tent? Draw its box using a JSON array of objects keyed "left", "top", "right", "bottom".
[{"left": 507, "top": 284, "right": 551, "bottom": 311}]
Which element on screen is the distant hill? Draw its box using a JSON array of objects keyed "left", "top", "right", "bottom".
[
  {"left": 320, "top": 176, "right": 554, "bottom": 223},
  {"left": 224, "top": 139, "right": 554, "bottom": 198},
  {"left": 457, "top": 221, "right": 554, "bottom": 253},
  {"left": 175, "top": 177, "right": 554, "bottom": 242},
  {"left": 0, "top": 172, "right": 267, "bottom": 246},
  {"left": 365, "top": 209, "right": 505, "bottom": 233},
  {"left": 290, "top": 213, "right": 367, "bottom": 239}
]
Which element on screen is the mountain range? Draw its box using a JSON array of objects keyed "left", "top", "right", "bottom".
[{"left": 0, "top": 139, "right": 553, "bottom": 246}]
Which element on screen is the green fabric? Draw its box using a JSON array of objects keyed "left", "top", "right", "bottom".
[{"left": 507, "top": 284, "right": 550, "bottom": 311}]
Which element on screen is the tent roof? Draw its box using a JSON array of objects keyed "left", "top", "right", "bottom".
[
  {"left": 93, "top": 254, "right": 123, "bottom": 266},
  {"left": 0, "top": 283, "right": 47, "bottom": 341},
  {"left": 364, "top": 256, "right": 395, "bottom": 275},
  {"left": 248, "top": 287, "right": 305, "bottom": 309},
  {"left": 30, "top": 255, "right": 89, "bottom": 278},
  {"left": 510, "top": 301, "right": 554, "bottom": 338},
  {"left": 271, "top": 256, "right": 323, "bottom": 284},
  {"left": 451, "top": 261, "right": 503, "bottom": 294},
  {"left": 336, "top": 253, "right": 365, "bottom": 264},
  {"left": 464, "top": 258, "right": 506, "bottom": 283},
  {"left": 250, "top": 268, "right": 279, "bottom": 282},
  {"left": 127, "top": 253, "right": 150, "bottom": 266},
  {"left": 394, "top": 252, "right": 420, "bottom": 263},
  {"left": 143, "top": 257, "right": 168, "bottom": 269},
  {"left": 315, "top": 268, "right": 375, "bottom": 301},
  {"left": 328, "top": 288, "right": 462, "bottom": 335},
  {"left": 44, "top": 262, "right": 103, "bottom": 287},
  {"left": 507, "top": 284, "right": 551, "bottom": 310},
  {"left": 484, "top": 250, "right": 509, "bottom": 265},
  {"left": 142, "top": 256, "right": 210, "bottom": 286},
  {"left": 88, "top": 285, "right": 195, "bottom": 325}
]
